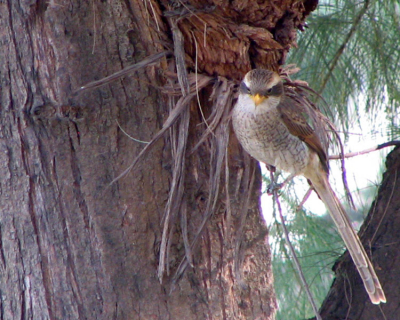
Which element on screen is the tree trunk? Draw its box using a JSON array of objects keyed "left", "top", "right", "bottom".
[
  {"left": 0, "top": 1, "right": 313, "bottom": 319},
  {"left": 316, "top": 146, "right": 400, "bottom": 319}
]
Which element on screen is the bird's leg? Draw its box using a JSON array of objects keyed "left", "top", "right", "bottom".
[
  {"left": 267, "top": 173, "right": 296, "bottom": 195},
  {"left": 265, "top": 164, "right": 276, "bottom": 173},
  {"left": 265, "top": 163, "right": 295, "bottom": 195},
  {"left": 265, "top": 164, "right": 278, "bottom": 195}
]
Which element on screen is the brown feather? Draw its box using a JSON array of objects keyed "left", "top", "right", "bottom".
[{"left": 278, "top": 95, "right": 329, "bottom": 173}]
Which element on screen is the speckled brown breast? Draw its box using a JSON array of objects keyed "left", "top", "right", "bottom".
[{"left": 232, "top": 95, "right": 310, "bottom": 175}]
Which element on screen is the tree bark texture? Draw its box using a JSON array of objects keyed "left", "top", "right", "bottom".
[
  {"left": 0, "top": 1, "right": 314, "bottom": 319},
  {"left": 317, "top": 146, "right": 400, "bottom": 319}
]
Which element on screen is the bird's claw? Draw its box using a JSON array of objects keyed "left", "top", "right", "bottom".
[{"left": 267, "top": 182, "right": 284, "bottom": 195}]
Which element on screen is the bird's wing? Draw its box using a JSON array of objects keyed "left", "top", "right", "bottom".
[{"left": 277, "top": 96, "right": 329, "bottom": 173}]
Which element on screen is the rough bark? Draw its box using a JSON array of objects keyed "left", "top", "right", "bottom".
[
  {"left": 0, "top": 1, "right": 314, "bottom": 319},
  {"left": 316, "top": 146, "right": 400, "bottom": 319}
]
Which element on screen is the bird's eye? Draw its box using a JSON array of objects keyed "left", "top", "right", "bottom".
[{"left": 266, "top": 88, "right": 273, "bottom": 94}]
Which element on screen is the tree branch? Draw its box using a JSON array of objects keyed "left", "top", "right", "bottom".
[
  {"left": 329, "top": 141, "right": 400, "bottom": 160},
  {"left": 74, "top": 51, "right": 172, "bottom": 95}
]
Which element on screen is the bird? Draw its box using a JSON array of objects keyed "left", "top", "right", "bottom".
[{"left": 232, "top": 68, "right": 386, "bottom": 305}]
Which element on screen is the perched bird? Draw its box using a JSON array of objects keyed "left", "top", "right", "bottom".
[{"left": 232, "top": 69, "right": 386, "bottom": 304}]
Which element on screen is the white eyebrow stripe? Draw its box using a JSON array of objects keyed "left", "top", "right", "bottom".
[
  {"left": 270, "top": 74, "right": 281, "bottom": 87},
  {"left": 243, "top": 75, "right": 251, "bottom": 88}
]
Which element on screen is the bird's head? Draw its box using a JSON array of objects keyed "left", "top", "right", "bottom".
[{"left": 239, "top": 69, "right": 283, "bottom": 109}]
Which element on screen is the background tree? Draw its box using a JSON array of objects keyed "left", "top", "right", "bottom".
[{"left": 0, "top": 1, "right": 317, "bottom": 319}]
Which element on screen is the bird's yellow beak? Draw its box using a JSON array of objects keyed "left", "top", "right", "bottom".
[{"left": 251, "top": 94, "right": 266, "bottom": 106}]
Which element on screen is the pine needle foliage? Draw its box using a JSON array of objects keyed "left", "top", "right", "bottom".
[
  {"left": 288, "top": 0, "right": 400, "bottom": 136},
  {"left": 264, "top": 174, "right": 343, "bottom": 320}
]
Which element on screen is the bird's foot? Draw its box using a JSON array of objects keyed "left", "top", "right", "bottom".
[
  {"left": 267, "top": 173, "right": 296, "bottom": 195},
  {"left": 265, "top": 164, "right": 276, "bottom": 173},
  {"left": 267, "top": 182, "right": 284, "bottom": 195}
]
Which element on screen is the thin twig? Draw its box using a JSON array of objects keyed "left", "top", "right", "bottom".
[
  {"left": 271, "top": 173, "right": 322, "bottom": 320},
  {"left": 329, "top": 141, "right": 400, "bottom": 159},
  {"left": 224, "top": 145, "right": 232, "bottom": 244},
  {"left": 158, "top": 96, "right": 190, "bottom": 280},
  {"left": 330, "top": 123, "right": 356, "bottom": 210},
  {"left": 180, "top": 200, "right": 193, "bottom": 267},
  {"left": 170, "top": 19, "right": 190, "bottom": 95},
  {"left": 116, "top": 119, "right": 149, "bottom": 144},
  {"left": 158, "top": 23, "right": 191, "bottom": 280},
  {"left": 74, "top": 51, "right": 172, "bottom": 95},
  {"left": 190, "top": 30, "right": 215, "bottom": 137},
  {"left": 146, "top": 0, "right": 161, "bottom": 31},
  {"left": 190, "top": 79, "right": 235, "bottom": 154},
  {"left": 171, "top": 92, "right": 231, "bottom": 285}
]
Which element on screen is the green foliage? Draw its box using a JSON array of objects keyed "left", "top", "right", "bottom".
[
  {"left": 263, "top": 175, "right": 343, "bottom": 319},
  {"left": 270, "top": 214, "right": 341, "bottom": 320},
  {"left": 288, "top": 0, "right": 400, "bottom": 136}
]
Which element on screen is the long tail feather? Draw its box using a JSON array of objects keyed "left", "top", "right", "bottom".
[{"left": 310, "top": 173, "right": 386, "bottom": 304}]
